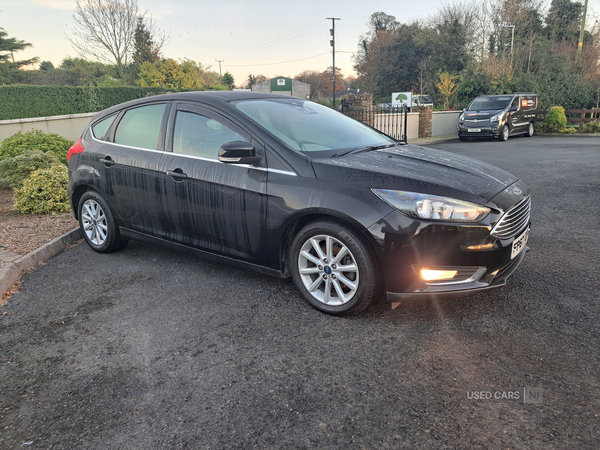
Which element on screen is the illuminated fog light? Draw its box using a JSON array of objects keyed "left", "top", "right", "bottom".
[
  {"left": 415, "top": 266, "right": 487, "bottom": 285},
  {"left": 420, "top": 269, "right": 458, "bottom": 281},
  {"left": 464, "top": 243, "right": 495, "bottom": 251}
]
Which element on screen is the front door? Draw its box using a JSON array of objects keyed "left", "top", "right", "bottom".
[
  {"left": 509, "top": 96, "right": 527, "bottom": 133},
  {"left": 158, "top": 104, "right": 267, "bottom": 264}
]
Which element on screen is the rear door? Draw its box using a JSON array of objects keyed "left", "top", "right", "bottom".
[
  {"left": 102, "top": 102, "right": 170, "bottom": 234},
  {"left": 158, "top": 103, "right": 268, "bottom": 264}
]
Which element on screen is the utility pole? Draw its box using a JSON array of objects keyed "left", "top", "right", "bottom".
[
  {"left": 505, "top": 25, "right": 515, "bottom": 68},
  {"left": 576, "top": 0, "right": 589, "bottom": 64},
  {"left": 327, "top": 17, "right": 340, "bottom": 109},
  {"left": 215, "top": 59, "right": 224, "bottom": 76}
]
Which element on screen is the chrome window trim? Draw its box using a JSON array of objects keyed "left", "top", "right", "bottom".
[{"left": 89, "top": 133, "right": 297, "bottom": 176}]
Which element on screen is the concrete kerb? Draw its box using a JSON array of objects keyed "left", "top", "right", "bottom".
[{"left": 0, "top": 227, "right": 82, "bottom": 296}]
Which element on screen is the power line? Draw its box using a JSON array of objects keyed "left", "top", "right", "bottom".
[
  {"left": 222, "top": 20, "right": 327, "bottom": 61},
  {"left": 224, "top": 52, "right": 331, "bottom": 67}
]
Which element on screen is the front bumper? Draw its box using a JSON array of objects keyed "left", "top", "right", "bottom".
[
  {"left": 386, "top": 244, "right": 529, "bottom": 301},
  {"left": 458, "top": 124, "right": 500, "bottom": 138},
  {"left": 365, "top": 208, "right": 530, "bottom": 302}
]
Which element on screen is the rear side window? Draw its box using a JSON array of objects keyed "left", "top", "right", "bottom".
[
  {"left": 521, "top": 97, "right": 537, "bottom": 111},
  {"left": 172, "top": 111, "right": 246, "bottom": 160},
  {"left": 114, "top": 104, "right": 166, "bottom": 150},
  {"left": 91, "top": 115, "right": 116, "bottom": 140}
]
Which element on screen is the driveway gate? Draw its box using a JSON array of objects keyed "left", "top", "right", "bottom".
[{"left": 341, "top": 101, "right": 408, "bottom": 143}]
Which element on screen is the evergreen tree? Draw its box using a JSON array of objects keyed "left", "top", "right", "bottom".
[
  {"left": 132, "top": 17, "right": 159, "bottom": 66},
  {"left": 222, "top": 72, "right": 235, "bottom": 90}
]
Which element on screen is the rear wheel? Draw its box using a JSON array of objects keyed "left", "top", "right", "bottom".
[
  {"left": 289, "top": 220, "right": 380, "bottom": 315},
  {"left": 498, "top": 125, "right": 510, "bottom": 141},
  {"left": 526, "top": 122, "right": 534, "bottom": 137},
  {"left": 78, "top": 191, "right": 128, "bottom": 253}
]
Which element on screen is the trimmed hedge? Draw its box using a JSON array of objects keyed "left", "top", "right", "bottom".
[{"left": 0, "top": 85, "right": 188, "bottom": 120}]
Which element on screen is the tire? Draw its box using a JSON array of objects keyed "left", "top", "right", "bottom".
[
  {"left": 78, "top": 190, "right": 128, "bottom": 253},
  {"left": 289, "top": 220, "right": 380, "bottom": 316},
  {"left": 459, "top": 136, "right": 469, "bottom": 142},
  {"left": 498, "top": 125, "right": 510, "bottom": 141},
  {"left": 526, "top": 122, "right": 534, "bottom": 137}
]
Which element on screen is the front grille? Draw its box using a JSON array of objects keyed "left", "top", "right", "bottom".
[
  {"left": 465, "top": 119, "right": 490, "bottom": 127},
  {"left": 491, "top": 195, "right": 531, "bottom": 240}
]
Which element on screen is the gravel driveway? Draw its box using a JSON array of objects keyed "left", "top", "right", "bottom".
[{"left": 1, "top": 135, "right": 599, "bottom": 449}]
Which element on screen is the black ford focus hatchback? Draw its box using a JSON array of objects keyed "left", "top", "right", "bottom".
[{"left": 68, "top": 91, "right": 531, "bottom": 315}]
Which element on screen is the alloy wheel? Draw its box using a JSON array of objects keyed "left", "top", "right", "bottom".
[
  {"left": 297, "top": 234, "right": 359, "bottom": 306},
  {"left": 81, "top": 199, "right": 108, "bottom": 246}
]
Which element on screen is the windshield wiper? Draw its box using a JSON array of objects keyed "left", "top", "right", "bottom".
[{"left": 332, "top": 143, "right": 396, "bottom": 158}]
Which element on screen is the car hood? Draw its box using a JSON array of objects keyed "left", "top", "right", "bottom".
[
  {"left": 311, "top": 144, "right": 519, "bottom": 205},
  {"left": 463, "top": 109, "right": 503, "bottom": 120}
]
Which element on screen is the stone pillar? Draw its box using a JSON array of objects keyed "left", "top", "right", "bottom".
[
  {"left": 345, "top": 93, "right": 374, "bottom": 127},
  {"left": 414, "top": 105, "right": 433, "bottom": 138}
]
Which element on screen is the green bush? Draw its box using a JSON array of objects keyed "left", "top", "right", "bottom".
[
  {"left": 0, "top": 149, "right": 60, "bottom": 189},
  {"left": 14, "top": 164, "right": 71, "bottom": 214},
  {"left": 0, "top": 129, "right": 73, "bottom": 165},
  {"left": 559, "top": 127, "right": 577, "bottom": 134},
  {"left": 544, "top": 106, "right": 567, "bottom": 132},
  {"left": 583, "top": 120, "right": 600, "bottom": 133}
]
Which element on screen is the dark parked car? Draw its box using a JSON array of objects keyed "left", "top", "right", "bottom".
[
  {"left": 458, "top": 93, "right": 539, "bottom": 141},
  {"left": 68, "top": 91, "right": 531, "bottom": 315}
]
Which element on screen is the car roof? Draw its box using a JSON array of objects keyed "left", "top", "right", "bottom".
[
  {"left": 473, "top": 93, "right": 536, "bottom": 99},
  {"left": 94, "top": 90, "right": 300, "bottom": 121}
]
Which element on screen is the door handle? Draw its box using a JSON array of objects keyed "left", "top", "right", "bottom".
[
  {"left": 166, "top": 170, "right": 187, "bottom": 179},
  {"left": 99, "top": 157, "right": 115, "bottom": 166}
]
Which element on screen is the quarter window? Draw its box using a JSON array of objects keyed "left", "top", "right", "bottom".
[
  {"left": 114, "top": 104, "right": 166, "bottom": 150},
  {"left": 173, "top": 111, "right": 245, "bottom": 160},
  {"left": 92, "top": 115, "right": 116, "bottom": 140}
]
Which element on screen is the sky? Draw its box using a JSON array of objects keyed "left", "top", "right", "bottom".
[{"left": 2, "top": 0, "right": 600, "bottom": 85}]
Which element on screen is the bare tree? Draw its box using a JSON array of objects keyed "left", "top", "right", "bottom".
[
  {"left": 417, "top": 56, "right": 434, "bottom": 95},
  {"left": 68, "top": 0, "right": 167, "bottom": 77}
]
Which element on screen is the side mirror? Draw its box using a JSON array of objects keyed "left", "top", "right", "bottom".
[{"left": 218, "top": 141, "right": 261, "bottom": 165}]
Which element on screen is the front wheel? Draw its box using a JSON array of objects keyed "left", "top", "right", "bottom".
[
  {"left": 289, "top": 221, "right": 380, "bottom": 315},
  {"left": 498, "top": 125, "right": 510, "bottom": 141},
  {"left": 78, "top": 191, "right": 128, "bottom": 253},
  {"left": 526, "top": 122, "right": 534, "bottom": 137}
]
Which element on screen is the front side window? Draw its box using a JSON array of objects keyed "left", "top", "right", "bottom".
[
  {"left": 235, "top": 99, "right": 394, "bottom": 157},
  {"left": 172, "top": 111, "right": 245, "bottom": 160},
  {"left": 511, "top": 97, "right": 520, "bottom": 111},
  {"left": 92, "top": 114, "right": 116, "bottom": 140},
  {"left": 114, "top": 104, "right": 166, "bottom": 150}
]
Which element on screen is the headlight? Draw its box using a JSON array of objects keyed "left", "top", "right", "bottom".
[
  {"left": 372, "top": 190, "right": 490, "bottom": 222},
  {"left": 459, "top": 113, "right": 465, "bottom": 124},
  {"left": 490, "top": 114, "right": 502, "bottom": 122}
]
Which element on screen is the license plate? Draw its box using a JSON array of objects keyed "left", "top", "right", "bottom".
[
  {"left": 511, "top": 227, "right": 530, "bottom": 259},
  {"left": 468, "top": 128, "right": 481, "bottom": 133}
]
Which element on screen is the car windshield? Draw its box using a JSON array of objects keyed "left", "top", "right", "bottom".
[
  {"left": 468, "top": 97, "right": 512, "bottom": 111},
  {"left": 420, "top": 96, "right": 433, "bottom": 103},
  {"left": 235, "top": 99, "right": 395, "bottom": 157}
]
